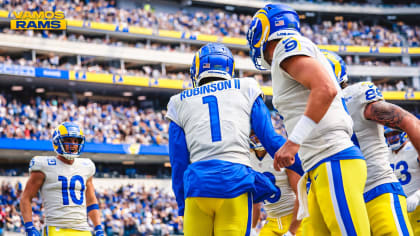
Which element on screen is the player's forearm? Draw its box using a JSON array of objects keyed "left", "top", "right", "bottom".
[
  {"left": 304, "top": 85, "right": 336, "bottom": 123},
  {"left": 288, "top": 198, "right": 302, "bottom": 234},
  {"left": 88, "top": 209, "right": 101, "bottom": 227},
  {"left": 401, "top": 116, "right": 420, "bottom": 154},
  {"left": 252, "top": 203, "right": 261, "bottom": 228},
  {"left": 364, "top": 101, "right": 420, "bottom": 153},
  {"left": 20, "top": 196, "right": 33, "bottom": 223}
]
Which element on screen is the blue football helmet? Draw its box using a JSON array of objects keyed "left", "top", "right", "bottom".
[
  {"left": 247, "top": 4, "right": 300, "bottom": 70},
  {"left": 250, "top": 133, "right": 265, "bottom": 151},
  {"left": 52, "top": 122, "right": 85, "bottom": 160},
  {"left": 190, "top": 43, "right": 235, "bottom": 88},
  {"left": 321, "top": 49, "right": 348, "bottom": 85},
  {"left": 384, "top": 126, "right": 407, "bottom": 151}
]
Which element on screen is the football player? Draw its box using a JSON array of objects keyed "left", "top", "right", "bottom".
[
  {"left": 166, "top": 43, "right": 303, "bottom": 236},
  {"left": 324, "top": 50, "right": 415, "bottom": 235},
  {"left": 21, "top": 122, "right": 104, "bottom": 236},
  {"left": 386, "top": 127, "right": 420, "bottom": 234},
  {"left": 247, "top": 4, "right": 370, "bottom": 235},
  {"left": 250, "top": 131, "right": 302, "bottom": 236}
]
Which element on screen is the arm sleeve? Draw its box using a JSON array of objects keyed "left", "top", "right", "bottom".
[
  {"left": 166, "top": 96, "right": 181, "bottom": 126},
  {"left": 274, "top": 36, "right": 314, "bottom": 65},
  {"left": 29, "top": 156, "right": 43, "bottom": 173},
  {"left": 251, "top": 97, "right": 304, "bottom": 176},
  {"left": 168, "top": 121, "right": 190, "bottom": 216},
  {"left": 89, "top": 159, "right": 96, "bottom": 178}
]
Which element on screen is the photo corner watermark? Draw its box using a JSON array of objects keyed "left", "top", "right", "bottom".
[{"left": 10, "top": 11, "right": 66, "bottom": 30}]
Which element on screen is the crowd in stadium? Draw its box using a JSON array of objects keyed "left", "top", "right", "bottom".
[
  {"left": 0, "top": 93, "right": 289, "bottom": 144},
  {"left": 0, "top": 181, "right": 187, "bottom": 235},
  {"left": 0, "top": 93, "right": 169, "bottom": 145},
  {"left": 1, "top": 0, "right": 419, "bottom": 47}
]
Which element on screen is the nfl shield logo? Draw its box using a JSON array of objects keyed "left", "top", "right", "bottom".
[
  {"left": 203, "top": 63, "right": 211, "bottom": 69},
  {"left": 275, "top": 20, "right": 284, "bottom": 27}
]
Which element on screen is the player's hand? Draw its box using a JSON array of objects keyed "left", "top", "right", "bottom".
[
  {"left": 250, "top": 228, "right": 258, "bottom": 236},
  {"left": 94, "top": 225, "right": 105, "bottom": 236},
  {"left": 274, "top": 140, "right": 299, "bottom": 171},
  {"left": 406, "top": 191, "right": 420, "bottom": 212},
  {"left": 25, "top": 222, "right": 41, "bottom": 236}
]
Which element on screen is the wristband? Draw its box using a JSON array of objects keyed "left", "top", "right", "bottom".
[
  {"left": 87, "top": 203, "right": 99, "bottom": 213},
  {"left": 25, "top": 222, "right": 34, "bottom": 229},
  {"left": 94, "top": 225, "right": 103, "bottom": 231},
  {"left": 283, "top": 231, "right": 295, "bottom": 236},
  {"left": 288, "top": 115, "right": 317, "bottom": 145}
]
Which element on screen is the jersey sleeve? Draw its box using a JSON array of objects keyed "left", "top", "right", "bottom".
[
  {"left": 351, "top": 82, "right": 384, "bottom": 120},
  {"left": 166, "top": 95, "right": 182, "bottom": 127},
  {"left": 88, "top": 159, "right": 96, "bottom": 178},
  {"left": 168, "top": 121, "right": 190, "bottom": 216},
  {"left": 29, "top": 156, "right": 45, "bottom": 173},
  {"left": 250, "top": 97, "right": 304, "bottom": 176},
  {"left": 355, "top": 82, "right": 384, "bottom": 105},
  {"left": 241, "top": 77, "right": 263, "bottom": 109},
  {"left": 273, "top": 35, "right": 315, "bottom": 65}
]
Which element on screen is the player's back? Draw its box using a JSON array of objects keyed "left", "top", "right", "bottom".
[
  {"left": 390, "top": 141, "right": 420, "bottom": 196},
  {"left": 270, "top": 34, "right": 354, "bottom": 171},
  {"left": 167, "top": 77, "right": 261, "bottom": 167},
  {"left": 29, "top": 156, "right": 95, "bottom": 231},
  {"left": 343, "top": 82, "right": 398, "bottom": 193}
]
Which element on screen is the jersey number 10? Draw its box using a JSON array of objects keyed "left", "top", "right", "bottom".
[{"left": 58, "top": 175, "right": 85, "bottom": 205}]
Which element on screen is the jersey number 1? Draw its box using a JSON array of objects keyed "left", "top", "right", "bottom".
[
  {"left": 58, "top": 175, "right": 85, "bottom": 205},
  {"left": 202, "top": 95, "right": 222, "bottom": 142}
]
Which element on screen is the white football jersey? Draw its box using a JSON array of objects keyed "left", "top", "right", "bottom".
[
  {"left": 271, "top": 35, "right": 354, "bottom": 171},
  {"left": 342, "top": 82, "right": 398, "bottom": 193},
  {"left": 166, "top": 78, "right": 261, "bottom": 167},
  {"left": 389, "top": 141, "right": 420, "bottom": 197},
  {"left": 29, "top": 156, "right": 95, "bottom": 231},
  {"left": 250, "top": 151, "right": 296, "bottom": 218}
]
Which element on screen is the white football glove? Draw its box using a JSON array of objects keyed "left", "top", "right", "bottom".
[
  {"left": 407, "top": 190, "right": 420, "bottom": 212},
  {"left": 250, "top": 228, "right": 258, "bottom": 236},
  {"left": 283, "top": 231, "right": 295, "bottom": 236}
]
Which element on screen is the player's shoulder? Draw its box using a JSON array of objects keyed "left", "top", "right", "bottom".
[
  {"left": 168, "top": 92, "right": 182, "bottom": 108},
  {"left": 237, "top": 77, "right": 263, "bottom": 101},
  {"left": 31, "top": 155, "right": 57, "bottom": 165},
  {"left": 343, "top": 81, "right": 383, "bottom": 103},
  {"left": 239, "top": 77, "right": 259, "bottom": 89},
  {"left": 273, "top": 34, "right": 316, "bottom": 63},
  {"left": 277, "top": 34, "right": 315, "bottom": 53},
  {"left": 166, "top": 92, "right": 183, "bottom": 123},
  {"left": 29, "top": 156, "right": 57, "bottom": 172},
  {"left": 75, "top": 157, "right": 95, "bottom": 168},
  {"left": 344, "top": 82, "right": 372, "bottom": 96}
]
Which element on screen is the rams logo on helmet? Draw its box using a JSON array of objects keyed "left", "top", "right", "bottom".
[
  {"left": 321, "top": 49, "right": 348, "bottom": 85},
  {"left": 247, "top": 4, "right": 301, "bottom": 70}
]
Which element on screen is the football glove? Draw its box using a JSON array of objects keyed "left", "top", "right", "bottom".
[
  {"left": 94, "top": 225, "right": 105, "bottom": 236},
  {"left": 25, "top": 222, "right": 41, "bottom": 236},
  {"left": 407, "top": 190, "right": 420, "bottom": 212}
]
